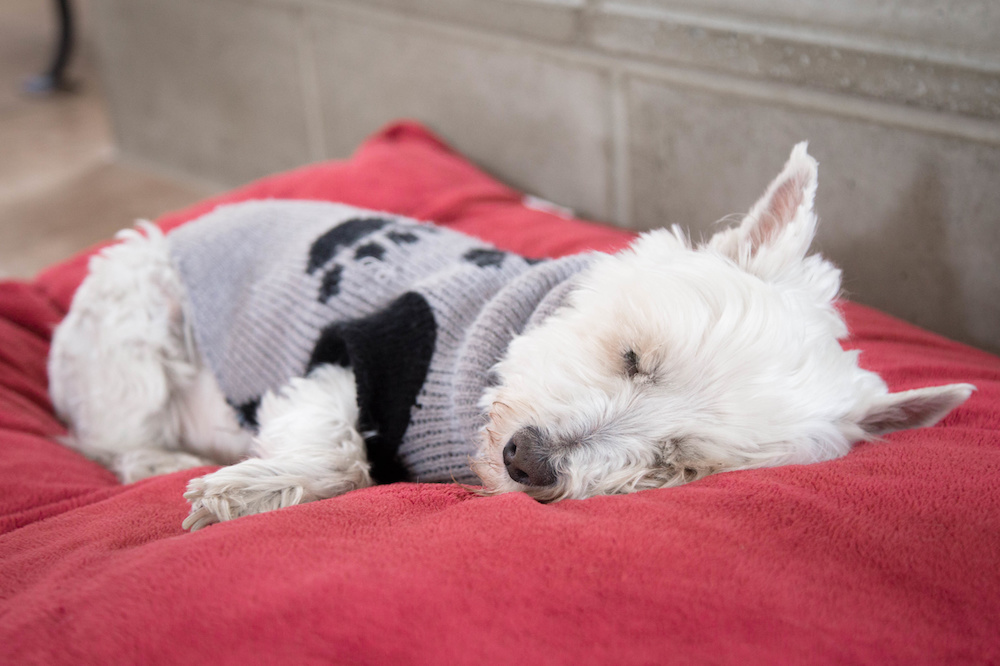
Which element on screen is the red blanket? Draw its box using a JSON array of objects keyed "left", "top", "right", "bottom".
[{"left": 1, "top": 122, "right": 998, "bottom": 664}]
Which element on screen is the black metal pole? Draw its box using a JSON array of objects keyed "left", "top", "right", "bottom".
[{"left": 24, "top": 0, "right": 75, "bottom": 94}]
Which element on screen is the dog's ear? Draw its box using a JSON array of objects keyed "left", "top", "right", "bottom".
[
  {"left": 858, "top": 383, "right": 975, "bottom": 437},
  {"left": 709, "top": 142, "right": 819, "bottom": 277}
]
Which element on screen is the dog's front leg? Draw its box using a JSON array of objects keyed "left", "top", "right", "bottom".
[{"left": 182, "top": 364, "right": 372, "bottom": 531}]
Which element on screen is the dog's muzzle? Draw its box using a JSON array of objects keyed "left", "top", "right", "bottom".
[{"left": 503, "top": 427, "right": 556, "bottom": 487}]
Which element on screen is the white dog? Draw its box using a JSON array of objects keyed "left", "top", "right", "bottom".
[{"left": 48, "top": 144, "right": 974, "bottom": 531}]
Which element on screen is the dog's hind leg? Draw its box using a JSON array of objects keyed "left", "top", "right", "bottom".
[
  {"left": 111, "top": 362, "right": 252, "bottom": 482},
  {"left": 182, "top": 364, "right": 372, "bottom": 531},
  {"left": 49, "top": 224, "right": 247, "bottom": 482},
  {"left": 112, "top": 448, "right": 215, "bottom": 483}
]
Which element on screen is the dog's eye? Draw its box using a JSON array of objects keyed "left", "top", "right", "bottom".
[{"left": 623, "top": 349, "right": 641, "bottom": 379}]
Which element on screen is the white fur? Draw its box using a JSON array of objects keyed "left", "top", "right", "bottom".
[
  {"left": 49, "top": 144, "right": 975, "bottom": 529},
  {"left": 470, "top": 144, "right": 973, "bottom": 499},
  {"left": 183, "top": 364, "right": 371, "bottom": 531},
  {"left": 48, "top": 224, "right": 252, "bottom": 484}
]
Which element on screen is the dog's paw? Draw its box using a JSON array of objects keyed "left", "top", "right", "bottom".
[{"left": 181, "top": 464, "right": 311, "bottom": 531}]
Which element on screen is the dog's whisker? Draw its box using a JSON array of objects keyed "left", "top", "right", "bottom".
[{"left": 491, "top": 401, "right": 513, "bottom": 416}]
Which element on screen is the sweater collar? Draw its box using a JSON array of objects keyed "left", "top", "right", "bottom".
[{"left": 450, "top": 253, "right": 596, "bottom": 441}]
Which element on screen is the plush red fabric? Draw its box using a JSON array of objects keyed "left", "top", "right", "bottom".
[{"left": 1, "top": 122, "right": 998, "bottom": 664}]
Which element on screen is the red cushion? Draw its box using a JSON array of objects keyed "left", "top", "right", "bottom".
[{"left": 2, "top": 122, "right": 998, "bottom": 664}]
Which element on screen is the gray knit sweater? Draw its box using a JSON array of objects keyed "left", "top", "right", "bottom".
[{"left": 168, "top": 200, "right": 591, "bottom": 484}]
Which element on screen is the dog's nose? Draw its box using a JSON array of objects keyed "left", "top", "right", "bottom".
[{"left": 503, "top": 427, "right": 556, "bottom": 487}]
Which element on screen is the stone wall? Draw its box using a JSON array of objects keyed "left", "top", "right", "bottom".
[{"left": 91, "top": 0, "right": 1000, "bottom": 353}]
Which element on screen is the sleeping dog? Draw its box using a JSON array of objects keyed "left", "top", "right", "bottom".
[{"left": 48, "top": 144, "right": 974, "bottom": 530}]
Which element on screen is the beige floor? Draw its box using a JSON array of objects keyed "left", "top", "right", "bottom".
[{"left": 0, "top": 0, "right": 218, "bottom": 280}]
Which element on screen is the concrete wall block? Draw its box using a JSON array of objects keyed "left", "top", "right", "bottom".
[
  {"left": 594, "top": 0, "right": 1000, "bottom": 62},
  {"left": 306, "top": 4, "right": 615, "bottom": 220},
  {"left": 94, "top": 0, "right": 313, "bottom": 186},
  {"left": 589, "top": 2, "right": 1000, "bottom": 120},
  {"left": 330, "top": 0, "right": 586, "bottom": 45},
  {"left": 627, "top": 76, "right": 1000, "bottom": 353}
]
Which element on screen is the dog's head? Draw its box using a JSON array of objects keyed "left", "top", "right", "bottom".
[{"left": 472, "top": 143, "right": 974, "bottom": 500}]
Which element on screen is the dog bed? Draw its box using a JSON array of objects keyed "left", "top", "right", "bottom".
[{"left": 1, "top": 121, "right": 998, "bottom": 664}]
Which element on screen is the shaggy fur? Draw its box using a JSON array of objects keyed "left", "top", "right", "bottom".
[{"left": 48, "top": 144, "right": 974, "bottom": 529}]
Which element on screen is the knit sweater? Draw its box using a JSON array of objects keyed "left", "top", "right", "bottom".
[{"left": 168, "top": 200, "right": 591, "bottom": 484}]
